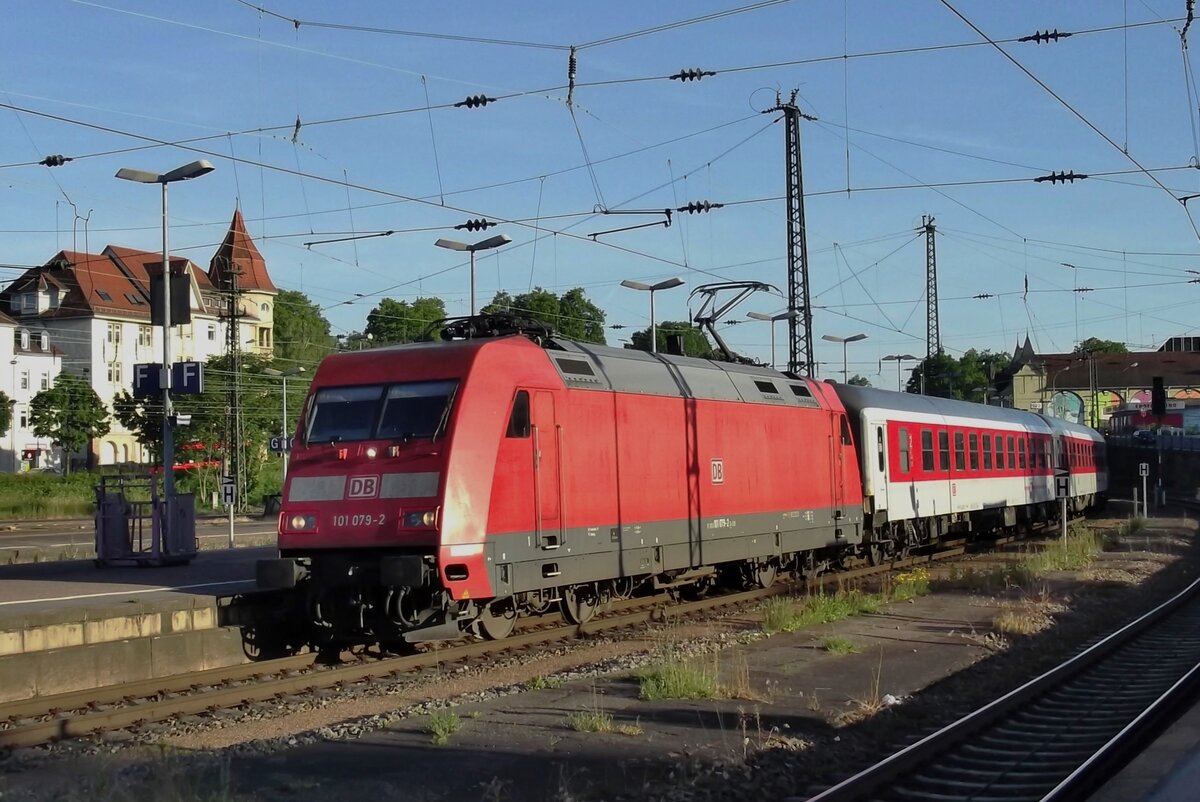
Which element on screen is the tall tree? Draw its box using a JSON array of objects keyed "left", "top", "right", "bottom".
[
  {"left": 29, "top": 375, "right": 110, "bottom": 475},
  {"left": 364, "top": 297, "right": 447, "bottom": 344},
  {"left": 482, "top": 287, "right": 606, "bottom": 344},
  {"left": 272, "top": 289, "right": 335, "bottom": 369},
  {"left": 848, "top": 374, "right": 872, "bottom": 387},
  {"left": 1074, "top": 337, "right": 1128, "bottom": 355},
  {"left": 906, "top": 349, "right": 1007, "bottom": 402},
  {"left": 628, "top": 321, "right": 715, "bottom": 358}
]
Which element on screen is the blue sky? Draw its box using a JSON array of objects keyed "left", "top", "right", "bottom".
[{"left": 3, "top": 1, "right": 1200, "bottom": 380}]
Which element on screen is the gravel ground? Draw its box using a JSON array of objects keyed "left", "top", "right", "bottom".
[{"left": 0, "top": 512, "right": 1192, "bottom": 802}]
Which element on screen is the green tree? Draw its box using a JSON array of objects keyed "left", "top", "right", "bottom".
[
  {"left": 30, "top": 374, "right": 110, "bottom": 475},
  {"left": 1074, "top": 337, "right": 1128, "bottom": 355},
  {"left": 0, "top": 391, "right": 11, "bottom": 438},
  {"left": 848, "top": 374, "right": 871, "bottom": 387},
  {"left": 906, "top": 349, "right": 1007, "bottom": 402},
  {"left": 364, "top": 297, "right": 447, "bottom": 344},
  {"left": 628, "top": 321, "right": 715, "bottom": 358},
  {"left": 482, "top": 287, "right": 607, "bottom": 344},
  {"left": 272, "top": 289, "right": 335, "bottom": 369}
]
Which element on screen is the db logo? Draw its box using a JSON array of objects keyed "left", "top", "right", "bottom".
[
  {"left": 347, "top": 475, "right": 380, "bottom": 499},
  {"left": 710, "top": 459, "right": 725, "bottom": 485}
]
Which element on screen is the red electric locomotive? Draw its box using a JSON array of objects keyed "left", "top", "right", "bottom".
[{"left": 257, "top": 316, "right": 866, "bottom": 645}]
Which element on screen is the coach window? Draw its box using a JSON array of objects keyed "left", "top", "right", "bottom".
[
  {"left": 995, "top": 435, "right": 1004, "bottom": 469},
  {"left": 921, "top": 429, "right": 934, "bottom": 471},
  {"left": 953, "top": 431, "right": 965, "bottom": 471},
  {"left": 1005, "top": 435, "right": 1014, "bottom": 470},
  {"left": 982, "top": 434, "right": 993, "bottom": 470},
  {"left": 899, "top": 427, "right": 910, "bottom": 472},
  {"left": 969, "top": 433, "right": 979, "bottom": 471},
  {"left": 1018, "top": 439, "right": 1026, "bottom": 469},
  {"left": 938, "top": 430, "right": 950, "bottom": 472},
  {"left": 506, "top": 391, "right": 530, "bottom": 438}
]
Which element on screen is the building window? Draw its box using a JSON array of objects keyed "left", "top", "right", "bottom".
[
  {"left": 39, "top": 373, "right": 47, "bottom": 391},
  {"left": 107, "top": 322, "right": 122, "bottom": 348},
  {"left": 138, "top": 325, "right": 152, "bottom": 347},
  {"left": 19, "top": 329, "right": 29, "bottom": 350},
  {"left": 257, "top": 327, "right": 272, "bottom": 348},
  {"left": 18, "top": 411, "right": 26, "bottom": 428},
  {"left": 96, "top": 289, "right": 112, "bottom": 302},
  {"left": 19, "top": 371, "right": 28, "bottom": 391},
  {"left": 21, "top": 294, "right": 34, "bottom": 313},
  {"left": 260, "top": 302, "right": 270, "bottom": 313},
  {"left": 38, "top": 331, "right": 48, "bottom": 350},
  {"left": 107, "top": 362, "right": 122, "bottom": 384},
  {"left": 208, "top": 324, "right": 217, "bottom": 342}
]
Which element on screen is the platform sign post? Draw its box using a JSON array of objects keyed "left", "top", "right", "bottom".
[
  {"left": 1139, "top": 462, "right": 1150, "bottom": 519},
  {"left": 1055, "top": 469, "right": 1070, "bottom": 541},
  {"left": 221, "top": 476, "right": 236, "bottom": 548}
]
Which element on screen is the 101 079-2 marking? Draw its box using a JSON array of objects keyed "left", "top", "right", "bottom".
[{"left": 332, "top": 513, "right": 386, "bottom": 527}]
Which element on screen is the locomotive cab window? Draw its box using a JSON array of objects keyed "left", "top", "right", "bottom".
[
  {"left": 306, "top": 385, "right": 385, "bottom": 443},
  {"left": 840, "top": 416, "right": 853, "bottom": 446},
  {"left": 306, "top": 380, "right": 458, "bottom": 443},
  {"left": 376, "top": 380, "right": 458, "bottom": 441},
  {"left": 506, "top": 390, "right": 530, "bottom": 438}
]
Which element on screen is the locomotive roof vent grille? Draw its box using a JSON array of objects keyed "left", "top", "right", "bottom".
[{"left": 754, "top": 379, "right": 780, "bottom": 396}]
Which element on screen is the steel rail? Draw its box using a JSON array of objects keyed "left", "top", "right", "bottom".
[
  {"left": 0, "top": 540, "right": 981, "bottom": 749},
  {"left": 804, "top": 574, "right": 1200, "bottom": 802}
]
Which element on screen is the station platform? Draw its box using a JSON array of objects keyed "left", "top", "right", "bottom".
[
  {"left": 1089, "top": 697, "right": 1200, "bottom": 802},
  {"left": 0, "top": 547, "right": 269, "bottom": 703}
]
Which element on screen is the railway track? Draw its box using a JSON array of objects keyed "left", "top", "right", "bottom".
[
  {"left": 806, "top": 573, "right": 1200, "bottom": 802},
  {"left": 0, "top": 540, "right": 983, "bottom": 751}
]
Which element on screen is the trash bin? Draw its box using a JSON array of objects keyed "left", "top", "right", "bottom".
[{"left": 263, "top": 493, "right": 283, "bottom": 517}]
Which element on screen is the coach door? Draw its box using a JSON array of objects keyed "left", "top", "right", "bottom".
[
  {"left": 532, "top": 391, "right": 563, "bottom": 549},
  {"left": 873, "top": 424, "right": 888, "bottom": 512}
]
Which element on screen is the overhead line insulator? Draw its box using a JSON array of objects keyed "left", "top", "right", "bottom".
[
  {"left": 39, "top": 155, "right": 72, "bottom": 167},
  {"left": 973, "top": 293, "right": 994, "bottom": 299},
  {"left": 1018, "top": 28, "right": 1073, "bottom": 44},
  {"left": 1034, "top": 171, "right": 1088, "bottom": 184},
  {"left": 677, "top": 200, "right": 724, "bottom": 214},
  {"left": 669, "top": 68, "right": 716, "bottom": 82},
  {"left": 455, "top": 94, "right": 496, "bottom": 109},
  {"left": 455, "top": 219, "right": 497, "bottom": 232}
]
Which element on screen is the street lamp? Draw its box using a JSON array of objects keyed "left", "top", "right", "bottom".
[
  {"left": 263, "top": 367, "right": 305, "bottom": 480},
  {"left": 115, "top": 159, "right": 214, "bottom": 506},
  {"left": 822, "top": 333, "right": 868, "bottom": 383},
  {"left": 434, "top": 234, "right": 513, "bottom": 316},
  {"left": 620, "top": 277, "right": 685, "bottom": 354},
  {"left": 746, "top": 310, "right": 799, "bottom": 369},
  {"left": 880, "top": 354, "right": 918, "bottom": 392}
]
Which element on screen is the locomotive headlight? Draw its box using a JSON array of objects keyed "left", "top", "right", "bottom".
[
  {"left": 404, "top": 509, "right": 438, "bottom": 528},
  {"left": 366, "top": 447, "right": 378, "bottom": 458},
  {"left": 287, "top": 514, "right": 317, "bottom": 532}
]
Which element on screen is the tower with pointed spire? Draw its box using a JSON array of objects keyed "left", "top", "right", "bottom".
[{"left": 209, "top": 209, "right": 278, "bottom": 358}]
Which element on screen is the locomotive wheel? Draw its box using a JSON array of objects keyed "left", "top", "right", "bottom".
[
  {"left": 560, "top": 587, "right": 598, "bottom": 625},
  {"left": 477, "top": 599, "right": 518, "bottom": 640},
  {"left": 864, "top": 540, "right": 885, "bottom": 567},
  {"left": 754, "top": 561, "right": 778, "bottom": 589}
]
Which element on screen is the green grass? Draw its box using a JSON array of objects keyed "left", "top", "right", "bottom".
[
  {"left": 762, "top": 590, "right": 888, "bottom": 634},
  {"left": 637, "top": 657, "right": 720, "bottom": 700},
  {"left": 425, "top": 709, "right": 462, "bottom": 746},
  {"left": 524, "top": 674, "right": 564, "bottom": 691},
  {"left": 822, "top": 636, "right": 861, "bottom": 655},
  {"left": 1012, "top": 526, "right": 1100, "bottom": 580},
  {"left": 0, "top": 472, "right": 96, "bottom": 519}
]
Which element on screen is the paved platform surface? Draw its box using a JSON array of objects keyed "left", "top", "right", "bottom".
[
  {"left": 1089, "top": 698, "right": 1200, "bottom": 802},
  {"left": 0, "top": 547, "right": 272, "bottom": 701}
]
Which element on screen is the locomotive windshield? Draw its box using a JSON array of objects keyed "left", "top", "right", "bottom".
[{"left": 306, "top": 380, "right": 458, "bottom": 443}]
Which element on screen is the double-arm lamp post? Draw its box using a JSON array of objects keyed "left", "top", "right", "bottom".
[
  {"left": 115, "top": 160, "right": 214, "bottom": 503},
  {"left": 434, "top": 234, "right": 513, "bottom": 316},
  {"left": 746, "top": 310, "right": 799, "bottom": 370},
  {"left": 880, "top": 354, "right": 918, "bottom": 392},
  {"left": 822, "top": 333, "right": 868, "bottom": 383},
  {"left": 620, "top": 277, "right": 685, "bottom": 353}
]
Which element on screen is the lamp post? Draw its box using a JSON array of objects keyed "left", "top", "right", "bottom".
[
  {"left": 747, "top": 311, "right": 799, "bottom": 369},
  {"left": 115, "top": 160, "right": 214, "bottom": 506},
  {"left": 620, "top": 277, "right": 685, "bottom": 353},
  {"left": 880, "top": 354, "right": 918, "bottom": 392},
  {"left": 434, "top": 234, "right": 513, "bottom": 315},
  {"left": 822, "top": 333, "right": 868, "bottom": 383},
  {"left": 264, "top": 367, "right": 305, "bottom": 480}
]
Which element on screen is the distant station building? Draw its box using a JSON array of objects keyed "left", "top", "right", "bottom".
[{"left": 995, "top": 335, "right": 1200, "bottom": 432}]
